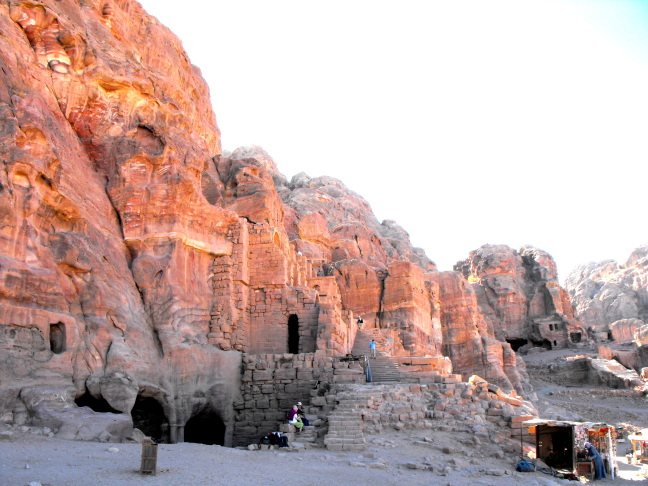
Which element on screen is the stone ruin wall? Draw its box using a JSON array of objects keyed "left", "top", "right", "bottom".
[
  {"left": 234, "top": 353, "right": 365, "bottom": 446},
  {"left": 234, "top": 353, "right": 459, "bottom": 447},
  {"left": 207, "top": 218, "right": 353, "bottom": 357}
]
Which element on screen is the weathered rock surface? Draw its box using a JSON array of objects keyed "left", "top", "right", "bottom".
[
  {"left": 0, "top": 0, "right": 591, "bottom": 447},
  {"left": 566, "top": 245, "right": 648, "bottom": 333},
  {"left": 455, "top": 245, "right": 586, "bottom": 351},
  {"left": 565, "top": 244, "right": 648, "bottom": 371},
  {"left": 0, "top": 0, "right": 241, "bottom": 443}
]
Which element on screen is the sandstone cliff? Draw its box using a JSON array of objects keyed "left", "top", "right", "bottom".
[
  {"left": 565, "top": 244, "right": 648, "bottom": 371},
  {"left": 0, "top": 0, "right": 240, "bottom": 444},
  {"left": 0, "top": 0, "right": 579, "bottom": 446}
]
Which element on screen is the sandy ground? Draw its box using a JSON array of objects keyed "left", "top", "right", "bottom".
[
  {"left": 1, "top": 422, "right": 647, "bottom": 486},
  {"left": 2, "top": 347, "right": 648, "bottom": 485}
]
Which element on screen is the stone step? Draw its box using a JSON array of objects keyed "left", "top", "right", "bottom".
[
  {"left": 324, "top": 437, "right": 367, "bottom": 445},
  {"left": 367, "top": 355, "right": 401, "bottom": 384},
  {"left": 351, "top": 330, "right": 393, "bottom": 357}
]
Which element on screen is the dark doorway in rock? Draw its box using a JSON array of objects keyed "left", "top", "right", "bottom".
[
  {"left": 184, "top": 408, "right": 225, "bottom": 446},
  {"left": 537, "top": 424, "right": 574, "bottom": 470},
  {"left": 75, "top": 391, "right": 121, "bottom": 414},
  {"left": 531, "top": 339, "right": 552, "bottom": 350},
  {"left": 570, "top": 332, "right": 582, "bottom": 343},
  {"left": 288, "top": 314, "right": 299, "bottom": 354},
  {"left": 49, "top": 322, "right": 66, "bottom": 354},
  {"left": 131, "top": 396, "right": 168, "bottom": 443},
  {"left": 506, "top": 339, "right": 527, "bottom": 352}
]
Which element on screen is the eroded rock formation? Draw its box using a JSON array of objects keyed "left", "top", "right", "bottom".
[
  {"left": 0, "top": 0, "right": 240, "bottom": 444},
  {"left": 0, "top": 0, "right": 585, "bottom": 446},
  {"left": 565, "top": 244, "right": 648, "bottom": 372},
  {"left": 456, "top": 245, "right": 585, "bottom": 350}
]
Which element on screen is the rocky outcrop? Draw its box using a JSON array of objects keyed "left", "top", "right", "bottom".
[
  {"left": 0, "top": 0, "right": 592, "bottom": 446},
  {"left": 0, "top": 0, "right": 242, "bottom": 444},
  {"left": 565, "top": 244, "right": 648, "bottom": 372},
  {"left": 455, "top": 245, "right": 585, "bottom": 350},
  {"left": 548, "top": 357, "right": 645, "bottom": 390},
  {"left": 565, "top": 245, "right": 648, "bottom": 336}
]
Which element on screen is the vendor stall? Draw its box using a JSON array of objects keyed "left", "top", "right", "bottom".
[
  {"left": 522, "top": 419, "right": 618, "bottom": 480},
  {"left": 627, "top": 430, "right": 648, "bottom": 463}
]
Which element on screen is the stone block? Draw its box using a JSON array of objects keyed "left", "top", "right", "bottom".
[
  {"left": 296, "top": 370, "right": 313, "bottom": 380},
  {"left": 274, "top": 368, "right": 296, "bottom": 380},
  {"left": 256, "top": 398, "right": 270, "bottom": 409},
  {"left": 487, "top": 408, "right": 504, "bottom": 416},
  {"left": 510, "top": 415, "right": 534, "bottom": 424},
  {"left": 311, "top": 396, "right": 327, "bottom": 407}
]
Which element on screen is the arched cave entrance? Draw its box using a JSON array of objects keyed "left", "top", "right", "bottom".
[
  {"left": 49, "top": 322, "right": 66, "bottom": 354},
  {"left": 288, "top": 314, "right": 299, "bottom": 354},
  {"left": 184, "top": 408, "right": 226, "bottom": 446},
  {"left": 75, "top": 392, "right": 121, "bottom": 414},
  {"left": 506, "top": 339, "right": 528, "bottom": 352},
  {"left": 131, "top": 396, "right": 169, "bottom": 443},
  {"left": 570, "top": 332, "right": 582, "bottom": 343}
]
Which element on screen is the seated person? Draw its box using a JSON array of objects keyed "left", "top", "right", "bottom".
[
  {"left": 287, "top": 405, "right": 303, "bottom": 431},
  {"left": 296, "top": 402, "right": 309, "bottom": 426}
]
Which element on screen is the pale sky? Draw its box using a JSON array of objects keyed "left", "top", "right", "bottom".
[{"left": 137, "top": 0, "right": 648, "bottom": 281}]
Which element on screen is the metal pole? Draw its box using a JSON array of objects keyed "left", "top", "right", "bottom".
[
  {"left": 609, "top": 428, "right": 615, "bottom": 480},
  {"left": 520, "top": 427, "right": 523, "bottom": 457}
]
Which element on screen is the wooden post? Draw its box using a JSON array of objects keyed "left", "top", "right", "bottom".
[{"left": 140, "top": 439, "right": 158, "bottom": 475}]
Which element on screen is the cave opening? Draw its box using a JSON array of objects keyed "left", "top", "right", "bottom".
[
  {"left": 570, "top": 332, "right": 582, "bottom": 343},
  {"left": 531, "top": 339, "right": 553, "bottom": 350},
  {"left": 288, "top": 314, "right": 299, "bottom": 354},
  {"left": 75, "top": 391, "right": 121, "bottom": 414},
  {"left": 506, "top": 339, "right": 528, "bottom": 352},
  {"left": 131, "top": 396, "right": 169, "bottom": 443},
  {"left": 184, "top": 408, "right": 226, "bottom": 446},
  {"left": 49, "top": 322, "right": 66, "bottom": 354}
]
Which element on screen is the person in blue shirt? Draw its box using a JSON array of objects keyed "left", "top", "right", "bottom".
[{"left": 369, "top": 339, "right": 376, "bottom": 357}]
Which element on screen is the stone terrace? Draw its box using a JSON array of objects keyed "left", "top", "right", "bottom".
[{"left": 234, "top": 350, "right": 537, "bottom": 451}]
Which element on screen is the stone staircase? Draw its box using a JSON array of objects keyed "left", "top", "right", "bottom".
[
  {"left": 368, "top": 355, "right": 400, "bottom": 383},
  {"left": 323, "top": 387, "right": 379, "bottom": 451},
  {"left": 280, "top": 415, "right": 324, "bottom": 449},
  {"left": 293, "top": 424, "right": 318, "bottom": 447},
  {"left": 352, "top": 329, "right": 401, "bottom": 383},
  {"left": 351, "top": 329, "right": 391, "bottom": 357}
]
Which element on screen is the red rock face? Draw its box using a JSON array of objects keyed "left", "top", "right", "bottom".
[
  {"left": 0, "top": 0, "right": 240, "bottom": 443},
  {"left": 425, "top": 271, "right": 528, "bottom": 394},
  {"left": 456, "top": 245, "right": 585, "bottom": 350},
  {"left": 0, "top": 0, "right": 585, "bottom": 443}
]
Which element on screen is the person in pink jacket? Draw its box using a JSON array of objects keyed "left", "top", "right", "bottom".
[{"left": 287, "top": 405, "right": 303, "bottom": 431}]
